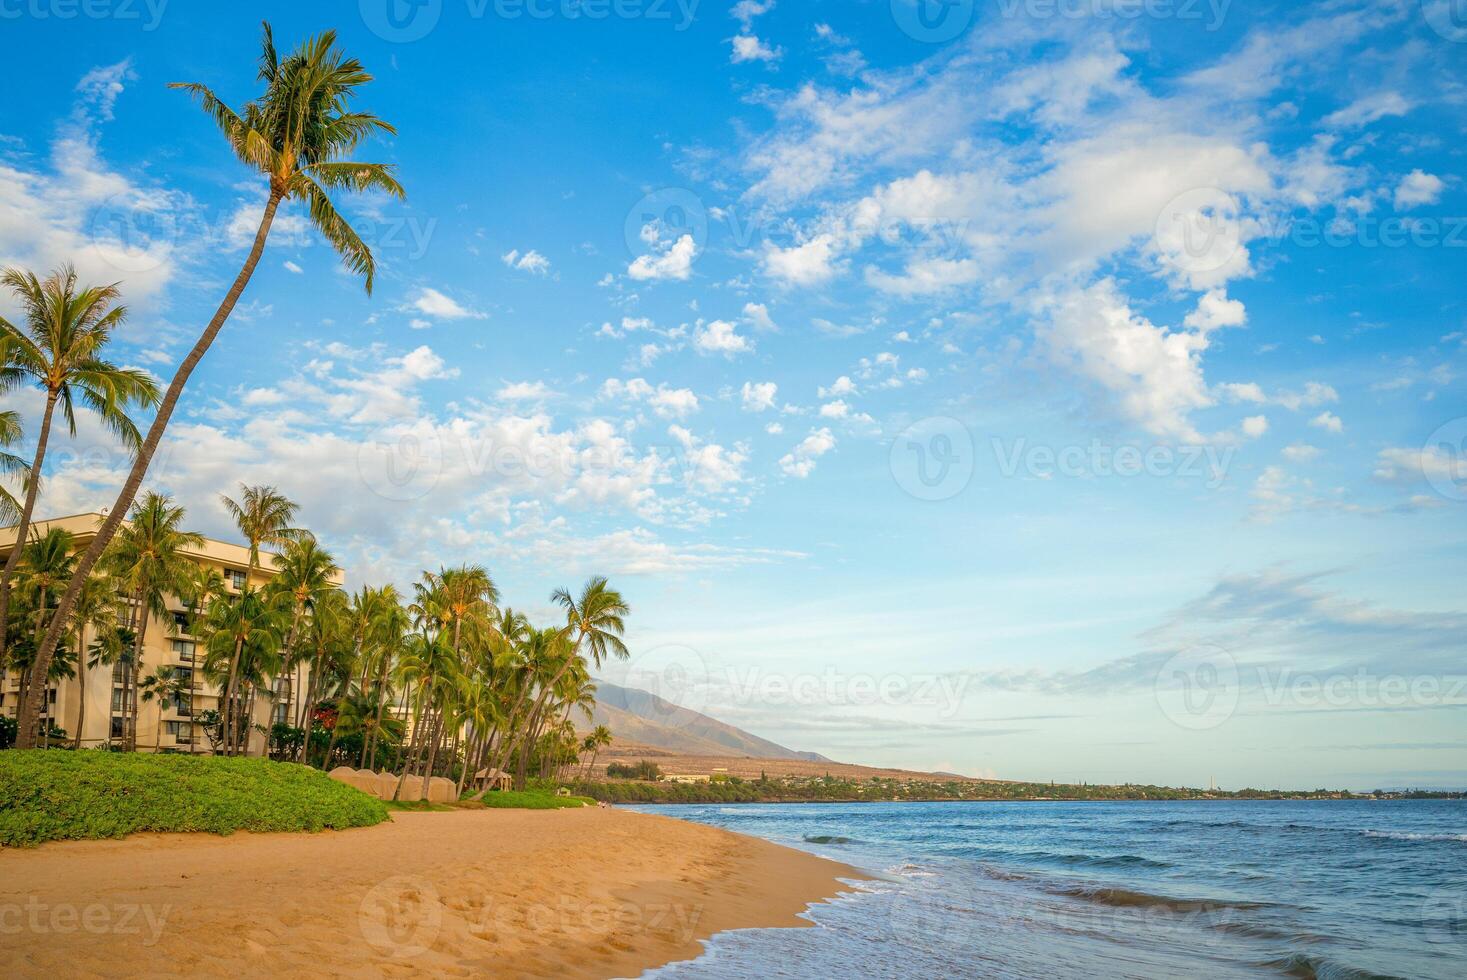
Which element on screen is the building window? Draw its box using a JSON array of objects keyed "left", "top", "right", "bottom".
[
  {"left": 273, "top": 702, "right": 290, "bottom": 726},
  {"left": 226, "top": 568, "right": 248, "bottom": 590},
  {"left": 110, "top": 716, "right": 124, "bottom": 739},
  {"left": 171, "top": 610, "right": 191, "bottom": 634},
  {"left": 111, "top": 688, "right": 125, "bottom": 712},
  {"left": 165, "top": 721, "right": 193, "bottom": 742},
  {"left": 172, "top": 639, "right": 196, "bottom": 663},
  {"left": 172, "top": 693, "right": 192, "bottom": 716}
]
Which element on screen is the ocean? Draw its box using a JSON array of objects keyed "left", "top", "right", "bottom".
[{"left": 630, "top": 800, "right": 1466, "bottom": 979}]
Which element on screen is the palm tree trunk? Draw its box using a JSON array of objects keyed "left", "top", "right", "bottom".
[
  {"left": 129, "top": 595, "right": 150, "bottom": 752},
  {"left": 73, "top": 629, "right": 87, "bottom": 750},
  {"left": 0, "top": 392, "right": 58, "bottom": 666},
  {"left": 221, "top": 636, "right": 245, "bottom": 757},
  {"left": 15, "top": 191, "right": 284, "bottom": 749},
  {"left": 361, "top": 650, "right": 391, "bottom": 768}
]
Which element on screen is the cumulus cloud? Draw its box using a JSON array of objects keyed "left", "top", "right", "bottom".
[
  {"left": 694, "top": 319, "right": 753, "bottom": 357},
  {"left": 1393, "top": 170, "right": 1444, "bottom": 210},
  {"left": 741, "top": 381, "right": 778, "bottom": 412},
  {"left": 779, "top": 427, "right": 836, "bottom": 478},
  {"left": 628, "top": 233, "right": 697, "bottom": 281}
]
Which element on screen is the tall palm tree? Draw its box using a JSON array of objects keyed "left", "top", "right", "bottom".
[
  {"left": 180, "top": 564, "right": 228, "bottom": 753},
  {"left": 10, "top": 527, "right": 78, "bottom": 737},
  {"left": 197, "top": 585, "right": 284, "bottom": 756},
  {"left": 100, "top": 493, "right": 203, "bottom": 750},
  {"left": 266, "top": 533, "right": 340, "bottom": 758},
  {"left": 221, "top": 484, "right": 301, "bottom": 583},
  {"left": 0, "top": 265, "right": 159, "bottom": 668},
  {"left": 580, "top": 725, "right": 613, "bottom": 781},
  {"left": 17, "top": 22, "right": 402, "bottom": 747},
  {"left": 68, "top": 572, "right": 122, "bottom": 750}
]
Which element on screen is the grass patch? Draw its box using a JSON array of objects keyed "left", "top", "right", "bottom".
[
  {"left": 0, "top": 750, "right": 389, "bottom": 847},
  {"left": 472, "top": 788, "right": 596, "bottom": 810},
  {"left": 384, "top": 799, "right": 457, "bottom": 812}
]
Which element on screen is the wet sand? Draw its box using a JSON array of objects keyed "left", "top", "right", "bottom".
[{"left": 0, "top": 806, "right": 866, "bottom": 978}]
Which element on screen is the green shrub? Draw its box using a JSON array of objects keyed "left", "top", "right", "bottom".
[
  {"left": 0, "top": 750, "right": 389, "bottom": 847},
  {"left": 473, "top": 788, "right": 595, "bottom": 809}
]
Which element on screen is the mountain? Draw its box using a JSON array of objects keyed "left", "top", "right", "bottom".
[{"left": 583, "top": 678, "right": 829, "bottom": 762}]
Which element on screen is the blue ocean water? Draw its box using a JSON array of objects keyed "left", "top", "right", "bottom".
[{"left": 630, "top": 800, "right": 1466, "bottom": 979}]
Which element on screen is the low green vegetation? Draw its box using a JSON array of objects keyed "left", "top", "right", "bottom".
[
  {"left": 475, "top": 788, "right": 596, "bottom": 810},
  {"left": 0, "top": 751, "right": 388, "bottom": 847},
  {"left": 570, "top": 769, "right": 1465, "bottom": 804}
]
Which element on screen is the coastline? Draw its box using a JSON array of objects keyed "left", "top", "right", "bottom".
[{"left": 0, "top": 807, "right": 867, "bottom": 979}]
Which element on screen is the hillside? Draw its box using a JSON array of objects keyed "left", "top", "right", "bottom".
[{"left": 583, "top": 679, "right": 829, "bottom": 763}]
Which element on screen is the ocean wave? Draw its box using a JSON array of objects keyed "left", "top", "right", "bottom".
[
  {"left": 1361, "top": 830, "right": 1467, "bottom": 843},
  {"left": 1262, "top": 952, "right": 1407, "bottom": 980},
  {"left": 1048, "top": 882, "right": 1275, "bottom": 914},
  {"left": 804, "top": 834, "right": 860, "bottom": 845}
]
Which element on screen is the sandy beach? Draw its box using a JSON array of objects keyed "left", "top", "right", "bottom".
[{"left": 0, "top": 807, "right": 866, "bottom": 978}]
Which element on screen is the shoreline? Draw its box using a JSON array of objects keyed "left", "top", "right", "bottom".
[{"left": 0, "top": 807, "right": 868, "bottom": 979}]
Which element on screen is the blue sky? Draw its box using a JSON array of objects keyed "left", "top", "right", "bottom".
[{"left": 1, "top": 0, "right": 1464, "bottom": 789}]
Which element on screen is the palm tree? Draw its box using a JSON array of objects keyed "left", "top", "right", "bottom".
[
  {"left": 100, "top": 493, "right": 203, "bottom": 750},
  {"left": 266, "top": 534, "right": 340, "bottom": 759},
  {"left": 179, "top": 564, "right": 228, "bottom": 753},
  {"left": 0, "top": 410, "right": 31, "bottom": 528},
  {"left": 11, "top": 527, "right": 78, "bottom": 740},
  {"left": 0, "top": 265, "right": 159, "bottom": 668},
  {"left": 68, "top": 572, "right": 122, "bottom": 750},
  {"left": 221, "top": 484, "right": 302, "bottom": 584},
  {"left": 138, "top": 664, "right": 189, "bottom": 751},
  {"left": 580, "top": 725, "right": 613, "bottom": 781},
  {"left": 197, "top": 586, "right": 284, "bottom": 756},
  {"left": 17, "top": 22, "right": 402, "bottom": 747}
]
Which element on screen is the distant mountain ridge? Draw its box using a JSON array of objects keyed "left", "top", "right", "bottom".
[{"left": 584, "top": 678, "right": 829, "bottom": 762}]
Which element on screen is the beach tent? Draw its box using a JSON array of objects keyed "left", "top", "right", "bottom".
[{"left": 474, "top": 767, "right": 513, "bottom": 792}]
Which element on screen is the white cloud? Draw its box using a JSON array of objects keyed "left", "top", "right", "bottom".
[
  {"left": 819, "top": 400, "right": 850, "bottom": 419},
  {"left": 1037, "top": 279, "right": 1216, "bottom": 441},
  {"left": 819, "top": 376, "right": 857, "bottom": 398},
  {"left": 501, "top": 248, "right": 551, "bottom": 274},
  {"left": 694, "top": 319, "right": 754, "bottom": 357},
  {"left": 283, "top": 260, "right": 303, "bottom": 274},
  {"left": 762, "top": 234, "right": 839, "bottom": 286},
  {"left": 409, "top": 287, "right": 487, "bottom": 321},
  {"left": 1218, "top": 382, "right": 1267, "bottom": 404},
  {"left": 1241, "top": 415, "right": 1269, "bottom": 438},
  {"left": 1322, "top": 91, "right": 1411, "bottom": 129},
  {"left": 496, "top": 381, "right": 556, "bottom": 401},
  {"left": 668, "top": 425, "right": 748, "bottom": 494},
  {"left": 779, "top": 427, "right": 836, "bottom": 478},
  {"left": 1394, "top": 170, "right": 1444, "bottom": 211},
  {"left": 764, "top": 422, "right": 784, "bottom": 435},
  {"left": 741, "top": 381, "right": 778, "bottom": 412},
  {"left": 1309, "top": 411, "right": 1343, "bottom": 433},
  {"left": 628, "top": 234, "right": 697, "bottom": 281},
  {"left": 602, "top": 377, "right": 701, "bottom": 419},
  {"left": 731, "top": 35, "right": 781, "bottom": 64},
  {"left": 743, "top": 302, "right": 779, "bottom": 332},
  {"left": 1283, "top": 443, "right": 1321, "bottom": 462},
  {"left": 1275, "top": 383, "right": 1338, "bottom": 411}
]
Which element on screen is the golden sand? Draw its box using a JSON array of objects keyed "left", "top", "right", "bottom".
[{"left": 0, "top": 807, "right": 866, "bottom": 978}]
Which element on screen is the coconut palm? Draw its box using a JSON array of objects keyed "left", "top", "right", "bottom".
[
  {"left": 221, "top": 484, "right": 302, "bottom": 583},
  {"left": 10, "top": 527, "right": 78, "bottom": 737},
  {"left": 580, "top": 725, "right": 613, "bottom": 780},
  {"left": 197, "top": 586, "right": 284, "bottom": 755},
  {"left": 0, "top": 265, "right": 159, "bottom": 669},
  {"left": 0, "top": 410, "right": 31, "bottom": 529},
  {"left": 100, "top": 493, "right": 203, "bottom": 750},
  {"left": 17, "top": 22, "right": 402, "bottom": 746},
  {"left": 267, "top": 533, "right": 340, "bottom": 757},
  {"left": 138, "top": 664, "right": 190, "bottom": 751}
]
